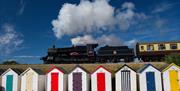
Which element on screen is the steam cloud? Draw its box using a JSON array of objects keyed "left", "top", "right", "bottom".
[
  {"left": 52, "top": 0, "right": 145, "bottom": 45},
  {"left": 71, "top": 34, "right": 122, "bottom": 46}
]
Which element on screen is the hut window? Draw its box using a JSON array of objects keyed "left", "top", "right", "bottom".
[
  {"left": 147, "top": 45, "right": 154, "bottom": 51},
  {"left": 158, "top": 44, "right": 165, "bottom": 50},
  {"left": 170, "top": 44, "right": 177, "bottom": 49}
]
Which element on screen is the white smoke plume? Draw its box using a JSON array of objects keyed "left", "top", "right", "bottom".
[
  {"left": 71, "top": 34, "right": 122, "bottom": 46},
  {"left": 71, "top": 35, "right": 97, "bottom": 45},
  {"left": 52, "top": 0, "right": 146, "bottom": 45}
]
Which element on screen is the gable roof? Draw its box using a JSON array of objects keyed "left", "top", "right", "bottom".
[
  {"left": 21, "top": 67, "right": 45, "bottom": 75},
  {"left": 91, "top": 66, "right": 112, "bottom": 74},
  {"left": 68, "top": 65, "right": 89, "bottom": 74},
  {"left": 46, "top": 65, "right": 65, "bottom": 74},
  {"left": 137, "top": 64, "right": 160, "bottom": 73},
  {"left": 162, "top": 63, "right": 180, "bottom": 72},
  {"left": 1, "top": 68, "right": 24, "bottom": 76},
  {"left": 115, "top": 64, "right": 136, "bottom": 73}
]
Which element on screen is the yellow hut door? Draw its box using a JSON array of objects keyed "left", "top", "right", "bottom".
[
  {"left": 169, "top": 70, "right": 180, "bottom": 91},
  {"left": 26, "top": 72, "right": 34, "bottom": 91}
]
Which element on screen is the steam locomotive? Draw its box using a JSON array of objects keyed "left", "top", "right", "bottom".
[
  {"left": 41, "top": 44, "right": 134, "bottom": 64},
  {"left": 41, "top": 41, "right": 180, "bottom": 64}
]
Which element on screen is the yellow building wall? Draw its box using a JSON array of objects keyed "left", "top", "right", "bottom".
[
  {"left": 165, "top": 43, "right": 170, "bottom": 50},
  {"left": 153, "top": 44, "right": 158, "bottom": 51},
  {"left": 177, "top": 43, "right": 180, "bottom": 50}
]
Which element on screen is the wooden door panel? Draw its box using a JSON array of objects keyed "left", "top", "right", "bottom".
[
  {"left": 169, "top": 70, "right": 180, "bottom": 91},
  {"left": 146, "top": 72, "right": 156, "bottom": 91},
  {"left": 121, "top": 70, "right": 131, "bottom": 91},
  {"left": 73, "top": 72, "right": 82, "bottom": 91},
  {"left": 26, "top": 72, "right": 33, "bottom": 91},
  {"left": 97, "top": 73, "right": 106, "bottom": 91},
  {"left": 51, "top": 73, "right": 59, "bottom": 91},
  {"left": 6, "top": 75, "right": 13, "bottom": 91}
]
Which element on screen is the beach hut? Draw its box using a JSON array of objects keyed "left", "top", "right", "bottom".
[
  {"left": 91, "top": 66, "right": 112, "bottom": 91},
  {"left": 1, "top": 68, "right": 22, "bottom": 91},
  {"left": 68, "top": 66, "right": 89, "bottom": 91},
  {"left": 20, "top": 67, "right": 45, "bottom": 91},
  {"left": 115, "top": 64, "right": 137, "bottom": 91},
  {"left": 46, "top": 66, "right": 67, "bottom": 91},
  {"left": 137, "top": 64, "right": 162, "bottom": 91},
  {"left": 0, "top": 69, "right": 6, "bottom": 91},
  {"left": 162, "top": 63, "right": 180, "bottom": 91}
]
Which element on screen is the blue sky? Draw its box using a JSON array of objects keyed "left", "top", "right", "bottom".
[{"left": 0, "top": 0, "right": 179, "bottom": 64}]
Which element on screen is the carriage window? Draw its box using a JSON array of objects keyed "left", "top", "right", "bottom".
[
  {"left": 170, "top": 44, "right": 177, "bottom": 49},
  {"left": 158, "top": 44, "right": 166, "bottom": 50},
  {"left": 147, "top": 45, "right": 154, "bottom": 51},
  {"left": 140, "top": 46, "right": 144, "bottom": 50}
]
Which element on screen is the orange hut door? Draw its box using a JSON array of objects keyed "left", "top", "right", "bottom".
[{"left": 169, "top": 70, "right": 180, "bottom": 91}]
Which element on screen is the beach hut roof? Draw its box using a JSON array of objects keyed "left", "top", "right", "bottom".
[
  {"left": 91, "top": 66, "right": 112, "bottom": 74},
  {"left": 162, "top": 63, "right": 180, "bottom": 72},
  {"left": 115, "top": 64, "right": 136, "bottom": 73},
  {"left": 46, "top": 65, "right": 65, "bottom": 74},
  {"left": 68, "top": 65, "right": 89, "bottom": 74},
  {"left": 137, "top": 64, "right": 160, "bottom": 73},
  {"left": 1, "top": 68, "right": 24, "bottom": 76},
  {"left": 20, "top": 67, "right": 45, "bottom": 75}
]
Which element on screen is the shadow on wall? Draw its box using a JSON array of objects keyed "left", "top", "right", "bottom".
[{"left": 0, "top": 86, "right": 5, "bottom": 91}]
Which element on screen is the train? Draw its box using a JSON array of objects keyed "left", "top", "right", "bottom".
[{"left": 41, "top": 41, "right": 180, "bottom": 64}]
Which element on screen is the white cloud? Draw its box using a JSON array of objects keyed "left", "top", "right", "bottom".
[
  {"left": 13, "top": 55, "right": 40, "bottom": 58},
  {"left": 52, "top": 1, "right": 146, "bottom": 39},
  {"left": 122, "top": 2, "right": 135, "bottom": 10},
  {"left": 155, "top": 19, "right": 166, "bottom": 29},
  {"left": 71, "top": 34, "right": 123, "bottom": 46},
  {"left": 0, "top": 24, "right": 23, "bottom": 55},
  {"left": 152, "top": 2, "right": 173, "bottom": 13},
  {"left": 17, "top": 0, "right": 26, "bottom": 15},
  {"left": 52, "top": 0, "right": 115, "bottom": 38},
  {"left": 116, "top": 2, "right": 147, "bottom": 31}
]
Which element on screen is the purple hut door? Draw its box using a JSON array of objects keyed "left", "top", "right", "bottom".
[{"left": 73, "top": 72, "right": 82, "bottom": 91}]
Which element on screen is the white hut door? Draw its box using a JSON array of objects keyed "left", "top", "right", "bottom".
[
  {"left": 121, "top": 70, "right": 131, "bottom": 91},
  {"left": 26, "top": 72, "right": 33, "bottom": 91}
]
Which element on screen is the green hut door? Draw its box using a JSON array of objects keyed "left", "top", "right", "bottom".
[{"left": 6, "top": 75, "right": 13, "bottom": 91}]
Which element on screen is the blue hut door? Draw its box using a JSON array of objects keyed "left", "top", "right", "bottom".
[
  {"left": 6, "top": 75, "right": 13, "bottom": 91},
  {"left": 73, "top": 72, "right": 82, "bottom": 91},
  {"left": 146, "top": 72, "right": 156, "bottom": 91},
  {"left": 121, "top": 70, "right": 131, "bottom": 91}
]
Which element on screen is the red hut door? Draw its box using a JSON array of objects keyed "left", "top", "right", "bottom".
[
  {"left": 51, "top": 73, "right": 59, "bottom": 91},
  {"left": 97, "top": 73, "right": 106, "bottom": 91}
]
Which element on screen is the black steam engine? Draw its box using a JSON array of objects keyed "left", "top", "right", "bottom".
[{"left": 41, "top": 44, "right": 134, "bottom": 64}]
